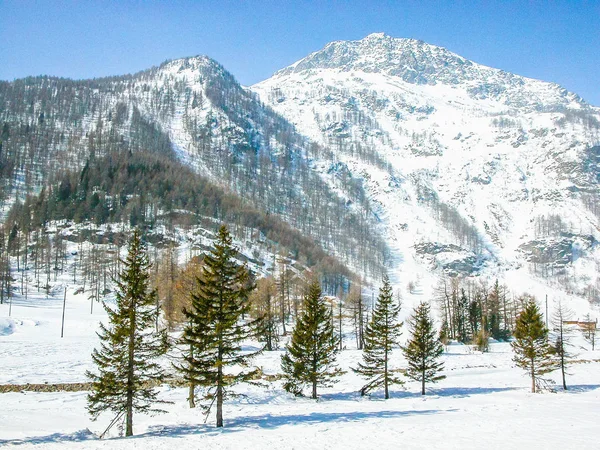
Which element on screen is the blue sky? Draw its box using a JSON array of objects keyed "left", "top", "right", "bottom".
[{"left": 1, "top": 0, "right": 599, "bottom": 105}]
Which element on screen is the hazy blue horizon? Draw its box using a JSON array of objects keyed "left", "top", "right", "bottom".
[{"left": 1, "top": 1, "right": 599, "bottom": 105}]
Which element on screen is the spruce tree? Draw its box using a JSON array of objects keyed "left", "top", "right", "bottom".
[
  {"left": 281, "top": 279, "right": 341, "bottom": 399},
  {"left": 177, "top": 225, "right": 260, "bottom": 427},
  {"left": 403, "top": 301, "right": 445, "bottom": 395},
  {"left": 511, "top": 299, "right": 556, "bottom": 393},
  {"left": 87, "top": 229, "right": 168, "bottom": 437},
  {"left": 353, "top": 275, "right": 403, "bottom": 398}
]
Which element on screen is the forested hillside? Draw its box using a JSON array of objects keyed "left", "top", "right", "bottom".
[{"left": 0, "top": 58, "right": 389, "bottom": 290}]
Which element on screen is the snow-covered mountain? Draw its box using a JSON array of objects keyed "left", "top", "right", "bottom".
[
  {"left": 252, "top": 33, "right": 600, "bottom": 309},
  {"left": 0, "top": 55, "right": 387, "bottom": 283},
  {"left": 3, "top": 33, "right": 600, "bottom": 311}
]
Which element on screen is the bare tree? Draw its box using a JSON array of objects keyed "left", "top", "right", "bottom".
[{"left": 551, "top": 299, "right": 575, "bottom": 390}]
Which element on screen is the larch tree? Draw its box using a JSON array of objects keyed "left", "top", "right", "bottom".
[
  {"left": 346, "top": 284, "right": 365, "bottom": 350},
  {"left": 281, "top": 279, "right": 341, "bottom": 399},
  {"left": 403, "top": 301, "right": 445, "bottom": 395},
  {"left": 176, "top": 225, "right": 261, "bottom": 427},
  {"left": 511, "top": 299, "right": 556, "bottom": 393},
  {"left": 87, "top": 229, "right": 169, "bottom": 437},
  {"left": 169, "top": 256, "right": 204, "bottom": 329},
  {"left": 353, "top": 275, "right": 403, "bottom": 398},
  {"left": 250, "top": 276, "right": 279, "bottom": 351},
  {"left": 581, "top": 313, "right": 597, "bottom": 351},
  {"left": 551, "top": 299, "right": 575, "bottom": 390}
]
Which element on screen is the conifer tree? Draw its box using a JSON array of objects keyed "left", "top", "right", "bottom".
[
  {"left": 551, "top": 299, "right": 575, "bottom": 390},
  {"left": 403, "top": 301, "right": 445, "bottom": 395},
  {"left": 353, "top": 275, "right": 403, "bottom": 398},
  {"left": 581, "top": 313, "right": 597, "bottom": 351},
  {"left": 87, "top": 229, "right": 168, "bottom": 437},
  {"left": 281, "top": 279, "right": 341, "bottom": 399},
  {"left": 511, "top": 299, "right": 556, "bottom": 393},
  {"left": 250, "top": 277, "right": 279, "bottom": 351},
  {"left": 177, "top": 225, "right": 260, "bottom": 427}
]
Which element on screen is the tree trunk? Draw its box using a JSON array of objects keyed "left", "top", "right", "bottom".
[
  {"left": 126, "top": 346, "right": 134, "bottom": 434},
  {"left": 384, "top": 360, "right": 389, "bottom": 399},
  {"left": 530, "top": 358, "right": 536, "bottom": 393},
  {"left": 126, "top": 300, "right": 136, "bottom": 436},
  {"left": 560, "top": 327, "right": 567, "bottom": 391},
  {"left": 216, "top": 382, "right": 223, "bottom": 427},
  {"left": 312, "top": 353, "right": 318, "bottom": 399},
  {"left": 188, "top": 382, "right": 196, "bottom": 408},
  {"left": 217, "top": 338, "right": 224, "bottom": 427},
  {"left": 125, "top": 398, "right": 133, "bottom": 437},
  {"left": 421, "top": 376, "right": 426, "bottom": 395}
]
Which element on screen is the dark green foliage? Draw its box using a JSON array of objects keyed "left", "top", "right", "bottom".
[
  {"left": 487, "top": 280, "right": 509, "bottom": 340},
  {"left": 176, "top": 225, "right": 260, "bottom": 427},
  {"left": 86, "top": 229, "right": 169, "bottom": 437},
  {"left": 7, "top": 149, "right": 354, "bottom": 284},
  {"left": 403, "top": 301, "right": 445, "bottom": 395},
  {"left": 511, "top": 299, "right": 556, "bottom": 393},
  {"left": 455, "top": 289, "right": 469, "bottom": 343},
  {"left": 353, "top": 275, "right": 403, "bottom": 398},
  {"left": 281, "top": 280, "right": 342, "bottom": 399}
]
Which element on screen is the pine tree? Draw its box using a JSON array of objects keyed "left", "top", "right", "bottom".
[
  {"left": 353, "top": 275, "right": 403, "bottom": 398},
  {"left": 403, "top": 301, "right": 445, "bottom": 395},
  {"left": 281, "top": 279, "right": 341, "bottom": 399},
  {"left": 511, "top": 299, "right": 556, "bottom": 393},
  {"left": 86, "top": 229, "right": 169, "bottom": 437},
  {"left": 176, "top": 225, "right": 260, "bottom": 427},
  {"left": 551, "top": 299, "right": 575, "bottom": 390}
]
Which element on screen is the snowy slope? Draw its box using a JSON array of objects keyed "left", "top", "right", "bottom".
[
  {"left": 252, "top": 33, "right": 600, "bottom": 315},
  {"left": 0, "top": 56, "right": 386, "bottom": 278}
]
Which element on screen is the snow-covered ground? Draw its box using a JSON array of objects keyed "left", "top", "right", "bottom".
[{"left": 1, "top": 281, "right": 599, "bottom": 449}]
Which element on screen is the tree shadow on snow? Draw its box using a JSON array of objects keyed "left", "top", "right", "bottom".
[
  {"left": 1, "top": 408, "right": 456, "bottom": 444},
  {"left": 427, "top": 386, "right": 518, "bottom": 398},
  {"left": 315, "top": 386, "right": 517, "bottom": 402},
  {"left": 0, "top": 429, "right": 95, "bottom": 446},
  {"left": 140, "top": 408, "right": 454, "bottom": 439},
  {"left": 560, "top": 384, "right": 600, "bottom": 393}
]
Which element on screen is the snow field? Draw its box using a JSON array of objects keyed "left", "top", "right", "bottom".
[{"left": 1, "top": 285, "right": 600, "bottom": 449}]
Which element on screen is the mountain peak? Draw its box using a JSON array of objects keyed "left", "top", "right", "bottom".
[
  {"left": 363, "top": 32, "right": 390, "bottom": 40},
  {"left": 273, "top": 33, "right": 472, "bottom": 85},
  {"left": 267, "top": 33, "right": 585, "bottom": 108},
  {"left": 359, "top": 31, "right": 394, "bottom": 41}
]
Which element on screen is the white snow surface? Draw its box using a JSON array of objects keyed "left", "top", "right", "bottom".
[{"left": 1, "top": 279, "right": 600, "bottom": 449}]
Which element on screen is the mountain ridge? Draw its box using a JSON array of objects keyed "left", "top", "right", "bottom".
[{"left": 268, "top": 33, "right": 592, "bottom": 111}]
